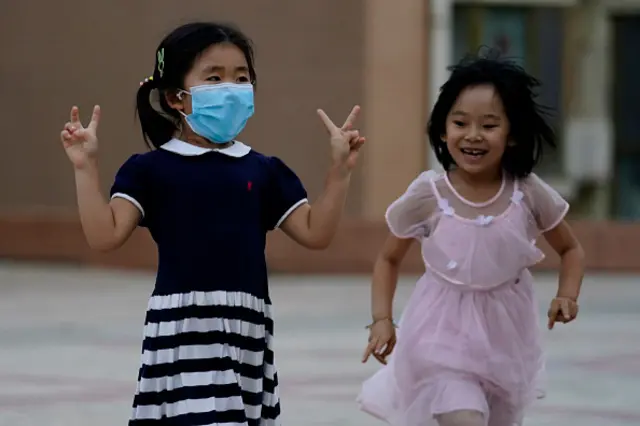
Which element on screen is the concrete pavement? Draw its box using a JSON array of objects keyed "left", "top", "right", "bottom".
[{"left": 0, "top": 261, "right": 638, "bottom": 425}]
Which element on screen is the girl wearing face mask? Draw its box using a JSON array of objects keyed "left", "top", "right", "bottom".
[{"left": 59, "top": 22, "right": 364, "bottom": 426}]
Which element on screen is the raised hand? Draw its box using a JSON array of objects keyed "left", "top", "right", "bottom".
[
  {"left": 60, "top": 105, "right": 101, "bottom": 169},
  {"left": 317, "top": 105, "right": 366, "bottom": 172}
]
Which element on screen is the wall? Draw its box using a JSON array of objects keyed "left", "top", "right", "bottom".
[
  {"left": 0, "top": 0, "right": 365, "bottom": 214},
  {"left": 2, "top": 0, "right": 640, "bottom": 273}
]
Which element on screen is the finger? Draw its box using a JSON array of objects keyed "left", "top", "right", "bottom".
[
  {"left": 382, "top": 338, "right": 396, "bottom": 357},
  {"left": 547, "top": 305, "right": 558, "bottom": 330},
  {"left": 350, "top": 137, "right": 366, "bottom": 151},
  {"left": 547, "top": 315, "right": 556, "bottom": 330},
  {"left": 72, "top": 128, "right": 87, "bottom": 141},
  {"left": 561, "top": 299, "right": 571, "bottom": 320},
  {"left": 61, "top": 130, "right": 72, "bottom": 142},
  {"left": 362, "top": 339, "right": 378, "bottom": 363},
  {"left": 88, "top": 105, "right": 101, "bottom": 130},
  {"left": 317, "top": 109, "right": 339, "bottom": 134},
  {"left": 373, "top": 353, "right": 387, "bottom": 365},
  {"left": 341, "top": 105, "right": 361, "bottom": 130},
  {"left": 70, "top": 106, "right": 81, "bottom": 125},
  {"left": 64, "top": 122, "right": 77, "bottom": 134},
  {"left": 374, "top": 339, "right": 387, "bottom": 354}
]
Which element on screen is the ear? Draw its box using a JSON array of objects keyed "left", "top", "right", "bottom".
[{"left": 165, "top": 90, "right": 185, "bottom": 112}]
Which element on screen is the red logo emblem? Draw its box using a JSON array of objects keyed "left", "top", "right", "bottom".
[{"left": 247, "top": 181, "right": 253, "bottom": 191}]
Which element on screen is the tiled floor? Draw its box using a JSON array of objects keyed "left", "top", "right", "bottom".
[{"left": 0, "top": 261, "right": 638, "bottom": 425}]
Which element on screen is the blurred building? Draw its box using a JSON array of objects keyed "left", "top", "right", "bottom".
[{"left": 0, "top": 0, "right": 639, "bottom": 273}]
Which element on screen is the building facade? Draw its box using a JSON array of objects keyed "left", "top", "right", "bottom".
[{"left": 1, "top": 0, "right": 640, "bottom": 273}]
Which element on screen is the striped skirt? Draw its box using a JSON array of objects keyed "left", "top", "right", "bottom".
[{"left": 129, "top": 290, "right": 280, "bottom": 426}]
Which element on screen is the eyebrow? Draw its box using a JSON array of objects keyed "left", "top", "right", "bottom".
[
  {"left": 204, "top": 65, "right": 250, "bottom": 73},
  {"left": 450, "top": 110, "right": 501, "bottom": 120}
]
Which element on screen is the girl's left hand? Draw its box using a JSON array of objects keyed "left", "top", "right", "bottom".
[
  {"left": 317, "top": 105, "right": 366, "bottom": 172},
  {"left": 547, "top": 297, "right": 579, "bottom": 329}
]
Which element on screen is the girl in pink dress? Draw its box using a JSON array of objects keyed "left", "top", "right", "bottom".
[{"left": 357, "top": 55, "right": 585, "bottom": 426}]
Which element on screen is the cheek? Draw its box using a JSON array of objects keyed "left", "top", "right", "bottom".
[
  {"left": 487, "top": 131, "right": 508, "bottom": 151},
  {"left": 183, "top": 100, "right": 193, "bottom": 115}
]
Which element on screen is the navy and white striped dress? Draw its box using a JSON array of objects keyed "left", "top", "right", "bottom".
[{"left": 110, "top": 138, "right": 308, "bottom": 426}]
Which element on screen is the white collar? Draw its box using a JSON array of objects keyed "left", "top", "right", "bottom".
[{"left": 160, "top": 138, "right": 251, "bottom": 157}]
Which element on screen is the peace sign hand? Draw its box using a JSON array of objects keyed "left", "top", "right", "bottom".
[
  {"left": 317, "top": 105, "right": 366, "bottom": 173},
  {"left": 60, "top": 105, "right": 101, "bottom": 169}
]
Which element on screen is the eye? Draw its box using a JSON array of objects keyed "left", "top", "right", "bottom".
[
  {"left": 237, "top": 75, "right": 250, "bottom": 83},
  {"left": 483, "top": 124, "right": 498, "bottom": 129},
  {"left": 206, "top": 75, "right": 222, "bottom": 82},
  {"left": 453, "top": 120, "right": 465, "bottom": 127}
]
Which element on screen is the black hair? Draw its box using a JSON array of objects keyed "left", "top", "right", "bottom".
[
  {"left": 136, "top": 22, "right": 257, "bottom": 149},
  {"left": 427, "top": 49, "right": 556, "bottom": 178}
]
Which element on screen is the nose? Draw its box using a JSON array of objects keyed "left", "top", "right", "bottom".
[{"left": 464, "top": 125, "right": 482, "bottom": 141}]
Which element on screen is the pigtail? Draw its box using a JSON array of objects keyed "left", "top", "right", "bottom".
[{"left": 135, "top": 78, "right": 179, "bottom": 150}]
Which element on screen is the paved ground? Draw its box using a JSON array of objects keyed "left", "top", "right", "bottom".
[{"left": 0, "top": 261, "right": 638, "bottom": 425}]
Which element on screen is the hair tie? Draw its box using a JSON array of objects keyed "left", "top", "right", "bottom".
[
  {"left": 157, "top": 48, "right": 165, "bottom": 78},
  {"left": 139, "top": 75, "right": 154, "bottom": 86}
]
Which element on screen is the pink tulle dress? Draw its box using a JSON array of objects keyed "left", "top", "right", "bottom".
[{"left": 357, "top": 170, "right": 569, "bottom": 426}]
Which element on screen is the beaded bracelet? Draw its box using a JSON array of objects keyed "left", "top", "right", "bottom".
[{"left": 365, "top": 317, "right": 398, "bottom": 329}]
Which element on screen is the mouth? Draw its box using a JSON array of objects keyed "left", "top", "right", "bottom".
[{"left": 460, "top": 147, "right": 488, "bottom": 159}]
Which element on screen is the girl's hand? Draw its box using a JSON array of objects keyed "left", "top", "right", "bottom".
[
  {"left": 362, "top": 318, "right": 397, "bottom": 365},
  {"left": 60, "top": 105, "right": 101, "bottom": 169},
  {"left": 317, "top": 105, "right": 366, "bottom": 173},
  {"left": 547, "top": 297, "right": 579, "bottom": 329}
]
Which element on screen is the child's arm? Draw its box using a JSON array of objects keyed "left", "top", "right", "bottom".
[
  {"left": 361, "top": 234, "right": 413, "bottom": 363},
  {"left": 279, "top": 166, "right": 351, "bottom": 250},
  {"left": 61, "top": 106, "right": 141, "bottom": 252},
  {"left": 544, "top": 221, "right": 584, "bottom": 301},
  {"left": 280, "top": 107, "right": 364, "bottom": 249},
  {"left": 372, "top": 235, "right": 413, "bottom": 321},
  {"left": 524, "top": 173, "right": 584, "bottom": 329},
  {"left": 74, "top": 162, "right": 141, "bottom": 251},
  {"left": 543, "top": 220, "right": 584, "bottom": 302}
]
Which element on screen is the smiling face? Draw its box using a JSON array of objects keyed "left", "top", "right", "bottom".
[{"left": 443, "top": 84, "right": 510, "bottom": 177}]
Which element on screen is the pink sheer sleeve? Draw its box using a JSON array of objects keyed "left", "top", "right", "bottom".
[
  {"left": 385, "top": 171, "right": 439, "bottom": 239},
  {"left": 522, "top": 173, "right": 570, "bottom": 233}
]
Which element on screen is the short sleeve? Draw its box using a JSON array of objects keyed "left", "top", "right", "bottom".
[
  {"left": 385, "top": 171, "right": 439, "bottom": 239},
  {"left": 263, "top": 156, "right": 308, "bottom": 230},
  {"left": 522, "top": 173, "right": 569, "bottom": 233},
  {"left": 109, "top": 154, "right": 151, "bottom": 227}
]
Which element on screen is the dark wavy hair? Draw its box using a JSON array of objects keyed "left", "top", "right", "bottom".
[{"left": 427, "top": 49, "right": 556, "bottom": 178}]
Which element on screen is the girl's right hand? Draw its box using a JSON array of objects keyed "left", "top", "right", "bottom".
[
  {"left": 60, "top": 105, "right": 101, "bottom": 169},
  {"left": 362, "top": 318, "right": 397, "bottom": 365}
]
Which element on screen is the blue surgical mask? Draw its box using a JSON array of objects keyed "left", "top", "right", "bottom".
[{"left": 180, "top": 83, "right": 254, "bottom": 144}]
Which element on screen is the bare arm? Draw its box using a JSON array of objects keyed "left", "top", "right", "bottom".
[
  {"left": 75, "top": 160, "right": 140, "bottom": 252},
  {"left": 543, "top": 220, "right": 584, "bottom": 300},
  {"left": 371, "top": 234, "right": 414, "bottom": 321},
  {"left": 280, "top": 166, "right": 350, "bottom": 250},
  {"left": 280, "top": 106, "right": 364, "bottom": 250}
]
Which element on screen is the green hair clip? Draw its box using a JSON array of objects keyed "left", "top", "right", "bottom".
[{"left": 157, "top": 48, "right": 165, "bottom": 78}]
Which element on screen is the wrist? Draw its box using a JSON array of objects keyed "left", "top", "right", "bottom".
[
  {"left": 372, "top": 312, "right": 393, "bottom": 322},
  {"left": 74, "top": 157, "right": 99, "bottom": 172},
  {"left": 366, "top": 316, "right": 397, "bottom": 329},
  {"left": 74, "top": 159, "right": 100, "bottom": 181},
  {"left": 327, "top": 163, "right": 351, "bottom": 181},
  {"left": 555, "top": 293, "right": 578, "bottom": 302}
]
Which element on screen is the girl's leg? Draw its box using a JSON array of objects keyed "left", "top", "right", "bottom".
[{"left": 436, "top": 410, "right": 485, "bottom": 426}]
